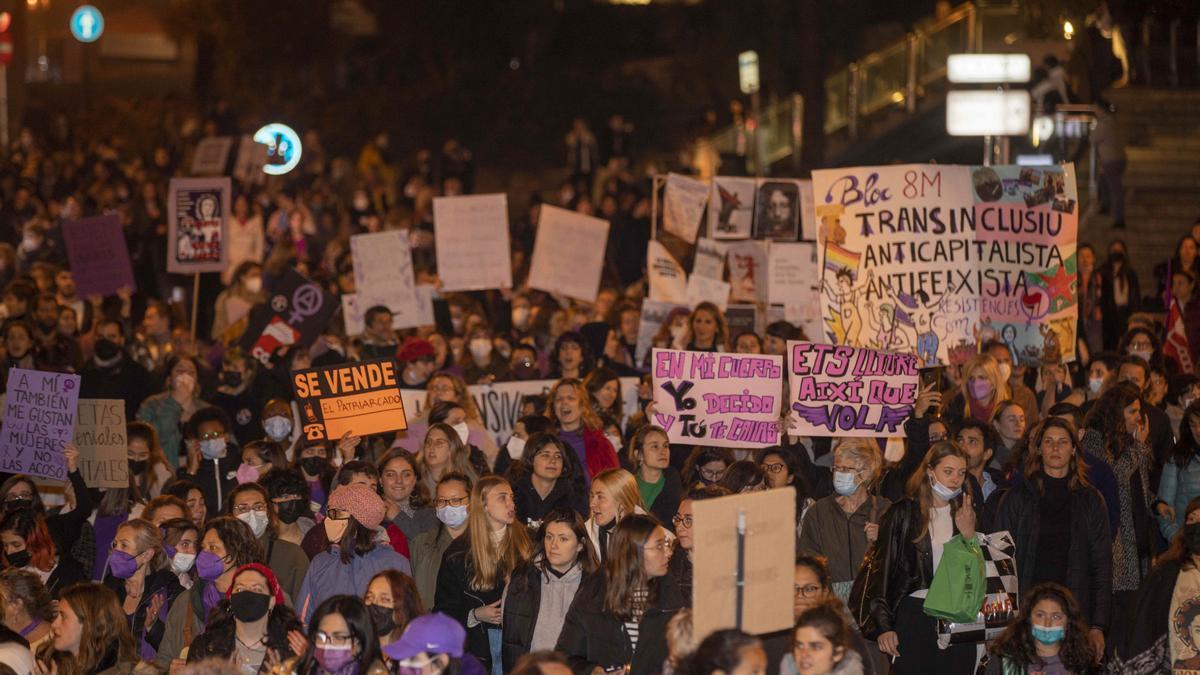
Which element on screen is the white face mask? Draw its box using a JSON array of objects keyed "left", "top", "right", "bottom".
[
  {"left": 506, "top": 436, "right": 526, "bottom": 460},
  {"left": 243, "top": 277, "right": 263, "bottom": 294},
  {"left": 1088, "top": 377, "right": 1104, "bottom": 393},
  {"left": 1130, "top": 349, "right": 1154, "bottom": 364},
  {"left": 469, "top": 338, "right": 492, "bottom": 362},
  {"left": 998, "top": 362, "right": 1013, "bottom": 382},
  {"left": 171, "top": 552, "right": 196, "bottom": 574},
  {"left": 605, "top": 433, "right": 623, "bottom": 455},
  {"left": 452, "top": 421, "right": 470, "bottom": 445},
  {"left": 512, "top": 307, "right": 531, "bottom": 330},
  {"left": 237, "top": 511, "right": 269, "bottom": 538}
]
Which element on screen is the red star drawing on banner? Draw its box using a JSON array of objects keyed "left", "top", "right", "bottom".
[{"left": 1038, "top": 265, "right": 1075, "bottom": 305}]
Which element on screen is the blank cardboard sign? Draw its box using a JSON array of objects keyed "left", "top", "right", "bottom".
[{"left": 692, "top": 487, "right": 795, "bottom": 638}]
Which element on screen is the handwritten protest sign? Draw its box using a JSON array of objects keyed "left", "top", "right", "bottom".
[
  {"left": 786, "top": 341, "right": 918, "bottom": 437},
  {"left": 74, "top": 399, "right": 127, "bottom": 488},
  {"left": 813, "top": 163, "right": 1078, "bottom": 366},
  {"left": 648, "top": 240, "right": 688, "bottom": 304},
  {"left": 351, "top": 231, "right": 423, "bottom": 328},
  {"left": 768, "top": 242, "right": 821, "bottom": 326},
  {"left": 434, "top": 194, "right": 513, "bottom": 291},
  {"left": 167, "top": 177, "right": 230, "bottom": 274},
  {"left": 651, "top": 348, "right": 782, "bottom": 449},
  {"left": 62, "top": 215, "right": 135, "bottom": 297},
  {"left": 240, "top": 269, "right": 338, "bottom": 366},
  {"left": 0, "top": 369, "right": 81, "bottom": 480},
  {"left": 663, "top": 173, "right": 710, "bottom": 244},
  {"left": 293, "top": 358, "right": 407, "bottom": 441},
  {"left": 190, "top": 136, "right": 234, "bottom": 176},
  {"left": 529, "top": 206, "right": 609, "bottom": 302}
]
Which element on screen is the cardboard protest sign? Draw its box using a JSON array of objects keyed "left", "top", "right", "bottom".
[
  {"left": 686, "top": 274, "right": 730, "bottom": 313},
  {"left": 351, "top": 231, "right": 423, "bottom": 328},
  {"left": 768, "top": 242, "right": 821, "bottom": 327},
  {"left": 233, "top": 135, "right": 269, "bottom": 184},
  {"left": 74, "top": 399, "right": 127, "bottom": 488},
  {"left": 62, "top": 215, "right": 135, "bottom": 297},
  {"left": 651, "top": 349, "right": 783, "bottom": 448},
  {"left": 693, "top": 237, "right": 728, "bottom": 280},
  {"left": 727, "top": 240, "right": 769, "bottom": 304},
  {"left": 528, "top": 206, "right": 609, "bottom": 302},
  {"left": 167, "top": 177, "right": 230, "bottom": 274},
  {"left": 709, "top": 176, "right": 755, "bottom": 240},
  {"left": 813, "top": 163, "right": 1078, "bottom": 366},
  {"left": 663, "top": 173, "right": 709, "bottom": 244},
  {"left": 753, "top": 179, "right": 801, "bottom": 241},
  {"left": 692, "top": 488, "right": 795, "bottom": 637},
  {"left": 240, "top": 269, "right": 338, "bottom": 366},
  {"left": 648, "top": 240, "right": 688, "bottom": 304},
  {"left": 0, "top": 369, "right": 81, "bottom": 480},
  {"left": 434, "top": 194, "right": 513, "bottom": 291},
  {"left": 786, "top": 341, "right": 918, "bottom": 437},
  {"left": 190, "top": 136, "right": 234, "bottom": 176},
  {"left": 636, "top": 300, "right": 689, "bottom": 366},
  {"left": 293, "top": 358, "right": 407, "bottom": 441}
]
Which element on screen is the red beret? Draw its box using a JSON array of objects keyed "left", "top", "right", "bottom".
[{"left": 396, "top": 338, "right": 435, "bottom": 363}]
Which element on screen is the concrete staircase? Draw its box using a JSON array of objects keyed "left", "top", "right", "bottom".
[{"left": 1081, "top": 88, "right": 1200, "bottom": 301}]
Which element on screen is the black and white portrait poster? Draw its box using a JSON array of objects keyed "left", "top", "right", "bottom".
[{"left": 753, "top": 179, "right": 800, "bottom": 242}]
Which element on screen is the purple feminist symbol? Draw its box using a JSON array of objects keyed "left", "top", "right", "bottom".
[{"left": 287, "top": 284, "right": 323, "bottom": 325}]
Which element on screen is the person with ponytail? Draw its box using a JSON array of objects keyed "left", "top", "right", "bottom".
[
  {"left": 184, "top": 563, "right": 304, "bottom": 671},
  {"left": 851, "top": 441, "right": 980, "bottom": 673},
  {"left": 100, "top": 518, "right": 183, "bottom": 661},
  {"left": 434, "top": 475, "right": 533, "bottom": 675}
]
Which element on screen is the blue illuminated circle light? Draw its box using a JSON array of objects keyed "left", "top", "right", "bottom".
[
  {"left": 253, "top": 123, "right": 303, "bottom": 176},
  {"left": 70, "top": 5, "right": 104, "bottom": 43}
]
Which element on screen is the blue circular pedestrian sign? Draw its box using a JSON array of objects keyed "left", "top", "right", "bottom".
[
  {"left": 253, "top": 123, "right": 303, "bottom": 176},
  {"left": 70, "top": 5, "right": 104, "bottom": 43}
]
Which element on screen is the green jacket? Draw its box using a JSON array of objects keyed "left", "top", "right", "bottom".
[{"left": 136, "top": 393, "right": 210, "bottom": 468}]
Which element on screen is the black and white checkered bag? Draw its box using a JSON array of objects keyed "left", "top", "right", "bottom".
[{"left": 935, "top": 530, "right": 1020, "bottom": 648}]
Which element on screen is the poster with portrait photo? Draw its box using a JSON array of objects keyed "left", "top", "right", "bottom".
[
  {"left": 708, "top": 176, "right": 755, "bottom": 240},
  {"left": 167, "top": 177, "right": 230, "bottom": 274},
  {"left": 753, "top": 179, "right": 800, "bottom": 241}
]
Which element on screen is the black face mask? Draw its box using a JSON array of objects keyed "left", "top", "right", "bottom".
[
  {"left": 36, "top": 320, "right": 55, "bottom": 333},
  {"left": 4, "top": 497, "right": 32, "bottom": 512},
  {"left": 274, "top": 499, "right": 307, "bottom": 525},
  {"left": 128, "top": 459, "right": 148, "bottom": 476},
  {"left": 94, "top": 338, "right": 121, "bottom": 361},
  {"left": 1184, "top": 523, "right": 1200, "bottom": 556},
  {"left": 368, "top": 604, "right": 396, "bottom": 636},
  {"left": 221, "top": 371, "right": 243, "bottom": 388},
  {"left": 299, "top": 457, "right": 326, "bottom": 476},
  {"left": 229, "top": 590, "right": 271, "bottom": 623},
  {"left": 6, "top": 550, "right": 30, "bottom": 569}
]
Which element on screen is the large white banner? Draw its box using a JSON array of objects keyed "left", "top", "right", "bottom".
[
  {"left": 350, "top": 231, "right": 423, "bottom": 328},
  {"left": 434, "top": 194, "right": 513, "bottom": 291},
  {"left": 528, "top": 206, "right": 609, "bottom": 302},
  {"left": 663, "top": 173, "right": 710, "bottom": 244}
]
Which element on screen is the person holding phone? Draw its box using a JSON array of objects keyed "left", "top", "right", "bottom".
[{"left": 851, "top": 441, "right": 981, "bottom": 673}]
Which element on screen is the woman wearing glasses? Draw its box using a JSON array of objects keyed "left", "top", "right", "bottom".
[
  {"left": 681, "top": 447, "right": 734, "bottom": 489},
  {"left": 996, "top": 418, "right": 1112, "bottom": 658},
  {"left": 797, "top": 439, "right": 889, "bottom": 601},
  {"left": 435, "top": 476, "right": 533, "bottom": 675},
  {"left": 285, "top": 594, "right": 389, "bottom": 675},
  {"left": 667, "top": 485, "right": 730, "bottom": 606},
  {"left": 556, "top": 513, "right": 684, "bottom": 674},
  {"left": 224, "top": 482, "right": 309, "bottom": 605},
  {"left": 768, "top": 556, "right": 874, "bottom": 675},
  {"left": 410, "top": 473, "right": 473, "bottom": 609},
  {"left": 757, "top": 447, "right": 816, "bottom": 520},
  {"left": 296, "top": 485, "right": 412, "bottom": 623},
  {"left": 416, "top": 423, "right": 481, "bottom": 498}
]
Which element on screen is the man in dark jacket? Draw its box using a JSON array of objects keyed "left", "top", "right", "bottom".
[
  {"left": 79, "top": 318, "right": 160, "bottom": 413},
  {"left": 183, "top": 407, "right": 241, "bottom": 514}
]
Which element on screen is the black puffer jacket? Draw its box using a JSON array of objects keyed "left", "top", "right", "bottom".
[
  {"left": 555, "top": 574, "right": 683, "bottom": 675},
  {"left": 501, "top": 560, "right": 593, "bottom": 671},
  {"left": 849, "top": 492, "right": 981, "bottom": 639},
  {"left": 433, "top": 535, "right": 505, "bottom": 673},
  {"left": 996, "top": 474, "right": 1113, "bottom": 630},
  {"left": 512, "top": 475, "right": 588, "bottom": 527}
]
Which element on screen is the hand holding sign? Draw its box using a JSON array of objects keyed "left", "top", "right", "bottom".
[{"left": 292, "top": 358, "right": 408, "bottom": 441}]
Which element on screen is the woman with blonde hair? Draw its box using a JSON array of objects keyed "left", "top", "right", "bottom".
[
  {"left": 585, "top": 468, "right": 646, "bottom": 563},
  {"left": 38, "top": 582, "right": 137, "bottom": 675},
  {"left": 851, "top": 441, "right": 980, "bottom": 673},
  {"left": 416, "top": 423, "right": 480, "bottom": 498},
  {"left": 798, "top": 438, "right": 890, "bottom": 601},
  {"left": 944, "top": 353, "right": 1011, "bottom": 428},
  {"left": 684, "top": 301, "right": 729, "bottom": 353},
  {"left": 547, "top": 379, "right": 619, "bottom": 481},
  {"left": 100, "top": 518, "right": 182, "bottom": 662},
  {"left": 434, "top": 475, "right": 533, "bottom": 674}
]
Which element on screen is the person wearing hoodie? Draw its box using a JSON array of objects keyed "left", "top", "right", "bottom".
[
  {"left": 509, "top": 433, "right": 589, "bottom": 527},
  {"left": 296, "top": 484, "right": 412, "bottom": 623},
  {"left": 181, "top": 407, "right": 241, "bottom": 515},
  {"left": 501, "top": 508, "right": 599, "bottom": 671}
]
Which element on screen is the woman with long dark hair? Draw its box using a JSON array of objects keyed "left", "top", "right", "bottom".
[
  {"left": 184, "top": 563, "right": 304, "bottom": 671},
  {"left": 508, "top": 433, "right": 589, "bottom": 526},
  {"left": 985, "top": 582, "right": 1097, "bottom": 674},
  {"left": 556, "top": 513, "right": 683, "bottom": 673},
  {"left": 364, "top": 569, "right": 425, "bottom": 653},
  {"left": 0, "top": 443, "right": 93, "bottom": 572},
  {"left": 1160, "top": 401, "right": 1200, "bottom": 539},
  {"left": 501, "top": 508, "right": 599, "bottom": 671},
  {"left": 997, "top": 418, "right": 1111, "bottom": 657},
  {"left": 284, "top": 595, "right": 388, "bottom": 675},
  {"left": 852, "top": 441, "right": 978, "bottom": 672},
  {"left": 685, "top": 629, "right": 765, "bottom": 675}
]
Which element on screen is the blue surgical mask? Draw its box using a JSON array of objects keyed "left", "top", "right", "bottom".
[
  {"left": 199, "top": 438, "right": 226, "bottom": 459},
  {"left": 263, "top": 416, "right": 292, "bottom": 441},
  {"left": 832, "top": 470, "right": 860, "bottom": 496},
  {"left": 1031, "top": 624, "right": 1065, "bottom": 645},
  {"left": 930, "top": 477, "right": 962, "bottom": 502},
  {"left": 436, "top": 505, "right": 468, "bottom": 528}
]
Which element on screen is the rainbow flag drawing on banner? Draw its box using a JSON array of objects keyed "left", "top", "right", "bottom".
[{"left": 824, "top": 242, "right": 862, "bottom": 277}]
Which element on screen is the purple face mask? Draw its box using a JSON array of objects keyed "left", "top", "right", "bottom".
[
  {"left": 108, "top": 550, "right": 140, "bottom": 579},
  {"left": 315, "top": 644, "right": 358, "bottom": 674},
  {"left": 968, "top": 378, "right": 994, "bottom": 401},
  {"left": 195, "top": 551, "right": 226, "bottom": 582}
]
